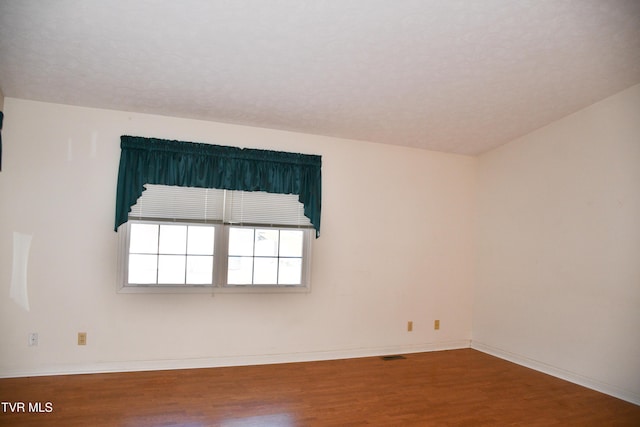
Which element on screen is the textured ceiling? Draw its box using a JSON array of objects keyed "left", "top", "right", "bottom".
[{"left": 1, "top": 0, "right": 639, "bottom": 155}]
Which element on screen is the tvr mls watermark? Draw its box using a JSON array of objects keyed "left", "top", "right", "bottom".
[{"left": 2, "top": 401, "right": 54, "bottom": 413}]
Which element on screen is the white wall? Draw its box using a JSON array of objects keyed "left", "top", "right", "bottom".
[
  {"left": 0, "top": 99, "right": 476, "bottom": 376},
  {"left": 474, "top": 84, "right": 640, "bottom": 404}
]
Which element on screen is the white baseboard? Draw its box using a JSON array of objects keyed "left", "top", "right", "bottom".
[
  {"left": 471, "top": 341, "right": 640, "bottom": 406},
  {"left": 0, "top": 339, "right": 470, "bottom": 378}
]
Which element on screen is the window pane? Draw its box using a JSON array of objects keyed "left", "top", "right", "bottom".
[
  {"left": 254, "top": 257, "right": 278, "bottom": 284},
  {"left": 278, "top": 258, "right": 302, "bottom": 285},
  {"left": 229, "top": 228, "right": 254, "bottom": 256},
  {"left": 279, "top": 230, "right": 303, "bottom": 257},
  {"left": 158, "top": 255, "right": 186, "bottom": 284},
  {"left": 186, "top": 256, "right": 213, "bottom": 285},
  {"left": 227, "top": 256, "right": 254, "bottom": 284},
  {"left": 254, "top": 229, "right": 279, "bottom": 256},
  {"left": 159, "top": 225, "right": 187, "bottom": 254},
  {"left": 187, "top": 226, "right": 214, "bottom": 255},
  {"left": 129, "top": 224, "right": 158, "bottom": 253},
  {"left": 128, "top": 254, "right": 158, "bottom": 284}
]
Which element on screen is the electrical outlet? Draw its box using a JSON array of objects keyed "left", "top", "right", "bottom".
[
  {"left": 434, "top": 319, "right": 440, "bottom": 330},
  {"left": 77, "top": 332, "right": 87, "bottom": 346},
  {"left": 407, "top": 321, "right": 413, "bottom": 332},
  {"left": 28, "top": 333, "right": 38, "bottom": 347}
]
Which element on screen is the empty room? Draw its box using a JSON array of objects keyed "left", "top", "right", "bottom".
[{"left": 1, "top": 1, "right": 639, "bottom": 425}]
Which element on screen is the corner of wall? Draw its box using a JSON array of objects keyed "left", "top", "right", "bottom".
[{"left": 472, "top": 83, "right": 640, "bottom": 403}]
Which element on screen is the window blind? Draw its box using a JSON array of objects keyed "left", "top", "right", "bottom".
[{"left": 129, "top": 184, "right": 312, "bottom": 228}]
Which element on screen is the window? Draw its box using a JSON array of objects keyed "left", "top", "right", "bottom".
[
  {"left": 227, "top": 227, "right": 305, "bottom": 285},
  {"left": 114, "top": 137, "right": 321, "bottom": 292},
  {"left": 117, "top": 185, "right": 313, "bottom": 293},
  {"left": 127, "top": 222, "right": 215, "bottom": 285}
]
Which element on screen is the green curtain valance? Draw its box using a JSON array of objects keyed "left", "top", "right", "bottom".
[{"left": 115, "top": 136, "right": 322, "bottom": 237}]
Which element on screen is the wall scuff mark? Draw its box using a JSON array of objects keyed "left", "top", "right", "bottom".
[{"left": 10, "top": 232, "right": 33, "bottom": 311}]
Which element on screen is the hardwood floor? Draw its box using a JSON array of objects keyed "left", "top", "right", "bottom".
[{"left": 1, "top": 349, "right": 638, "bottom": 426}]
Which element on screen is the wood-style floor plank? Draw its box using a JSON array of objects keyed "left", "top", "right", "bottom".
[{"left": 1, "top": 349, "right": 638, "bottom": 426}]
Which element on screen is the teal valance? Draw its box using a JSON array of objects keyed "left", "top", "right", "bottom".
[{"left": 115, "top": 136, "right": 322, "bottom": 237}]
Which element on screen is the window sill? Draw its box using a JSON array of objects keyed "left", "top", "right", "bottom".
[{"left": 117, "top": 285, "right": 311, "bottom": 294}]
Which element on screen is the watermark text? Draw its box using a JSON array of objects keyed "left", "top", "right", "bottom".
[{"left": 1, "top": 401, "right": 54, "bottom": 413}]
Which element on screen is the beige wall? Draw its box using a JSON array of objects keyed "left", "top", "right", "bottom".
[
  {"left": 0, "top": 99, "right": 476, "bottom": 376},
  {"left": 474, "top": 84, "right": 640, "bottom": 404}
]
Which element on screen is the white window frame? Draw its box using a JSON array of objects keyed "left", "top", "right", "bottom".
[{"left": 117, "top": 220, "right": 313, "bottom": 294}]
